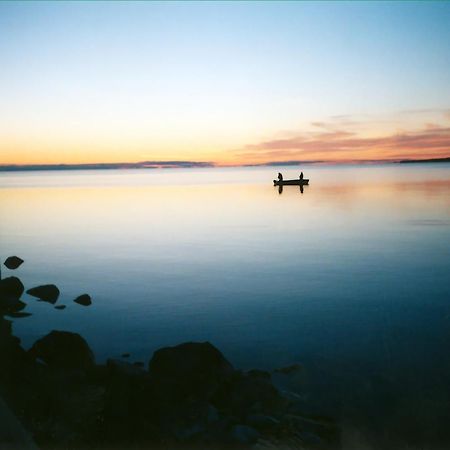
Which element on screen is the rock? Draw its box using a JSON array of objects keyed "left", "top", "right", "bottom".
[
  {"left": 107, "top": 358, "right": 146, "bottom": 377},
  {"left": 297, "top": 430, "right": 322, "bottom": 445},
  {"left": 0, "top": 298, "right": 27, "bottom": 314},
  {"left": 207, "top": 404, "right": 220, "bottom": 424},
  {"left": 0, "top": 316, "right": 27, "bottom": 385},
  {"left": 4, "top": 256, "right": 24, "bottom": 270},
  {"left": 246, "top": 414, "right": 280, "bottom": 430},
  {"left": 282, "top": 413, "right": 337, "bottom": 443},
  {"left": 0, "top": 317, "right": 19, "bottom": 354},
  {"left": 213, "top": 370, "right": 285, "bottom": 417},
  {"left": 121, "top": 353, "right": 130, "bottom": 358},
  {"left": 0, "top": 277, "right": 26, "bottom": 314},
  {"left": 148, "top": 341, "right": 234, "bottom": 400},
  {"left": 5, "top": 311, "right": 32, "bottom": 319},
  {"left": 54, "top": 305, "right": 66, "bottom": 310},
  {"left": 74, "top": 294, "right": 91, "bottom": 307},
  {"left": 248, "top": 369, "right": 272, "bottom": 379},
  {"left": 274, "top": 363, "right": 302, "bottom": 375},
  {"left": 27, "top": 284, "right": 60, "bottom": 303},
  {"left": 0, "top": 277, "right": 24, "bottom": 302},
  {"left": 230, "top": 424, "right": 260, "bottom": 444},
  {"left": 29, "top": 330, "right": 95, "bottom": 370},
  {"left": 174, "top": 423, "right": 205, "bottom": 441}
]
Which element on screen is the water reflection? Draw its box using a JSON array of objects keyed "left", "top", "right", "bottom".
[
  {"left": 277, "top": 183, "right": 306, "bottom": 194},
  {"left": 0, "top": 164, "right": 450, "bottom": 447}
]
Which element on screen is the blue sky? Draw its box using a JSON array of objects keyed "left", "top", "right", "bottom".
[{"left": 1, "top": 1, "right": 449, "bottom": 164}]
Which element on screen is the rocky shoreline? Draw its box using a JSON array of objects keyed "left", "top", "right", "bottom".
[{"left": 0, "top": 257, "right": 338, "bottom": 449}]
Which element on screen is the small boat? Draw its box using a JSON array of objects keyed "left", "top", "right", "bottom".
[{"left": 273, "top": 179, "right": 309, "bottom": 186}]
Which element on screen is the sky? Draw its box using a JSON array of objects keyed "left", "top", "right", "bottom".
[{"left": 0, "top": 1, "right": 449, "bottom": 166}]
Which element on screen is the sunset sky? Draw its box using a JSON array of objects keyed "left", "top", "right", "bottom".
[{"left": 0, "top": 1, "right": 449, "bottom": 166}]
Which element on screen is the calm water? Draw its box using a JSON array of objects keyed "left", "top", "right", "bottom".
[{"left": 1, "top": 164, "right": 450, "bottom": 445}]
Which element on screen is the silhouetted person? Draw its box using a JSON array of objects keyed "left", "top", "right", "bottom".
[
  {"left": 278, "top": 172, "right": 283, "bottom": 182},
  {"left": 300, "top": 172, "right": 304, "bottom": 180}
]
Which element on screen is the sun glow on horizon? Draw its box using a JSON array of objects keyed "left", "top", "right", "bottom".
[{"left": 1, "top": 1, "right": 449, "bottom": 166}]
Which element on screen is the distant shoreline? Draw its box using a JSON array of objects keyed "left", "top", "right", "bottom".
[{"left": 0, "top": 157, "right": 449, "bottom": 172}]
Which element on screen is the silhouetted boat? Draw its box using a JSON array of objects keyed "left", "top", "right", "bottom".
[{"left": 273, "top": 179, "right": 309, "bottom": 186}]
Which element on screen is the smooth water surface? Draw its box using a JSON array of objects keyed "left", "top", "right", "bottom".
[{"left": 1, "top": 164, "right": 450, "bottom": 444}]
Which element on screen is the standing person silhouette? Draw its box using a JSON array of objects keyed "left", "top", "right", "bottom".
[
  {"left": 278, "top": 172, "right": 283, "bottom": 182},
  {"left": 300, "top": 172, "right": 304, "bottom": 180}
]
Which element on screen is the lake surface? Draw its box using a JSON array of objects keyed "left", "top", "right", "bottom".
[{"left": 1, "top": 164, "right": 450, "bottom": 447}]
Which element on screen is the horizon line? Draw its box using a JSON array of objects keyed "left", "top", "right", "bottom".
[{"left": 0, "top": 156, "right": 449, "bottom": 172}]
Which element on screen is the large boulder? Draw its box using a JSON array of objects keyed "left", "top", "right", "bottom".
[
  {"left": 4, "top": 256, "right": 24, "bottom": 270},
  {"left": 148, "top": 342, "right": 234, "bottom": 400},
  {"left": 0, "top": 317, "right": 28, "bottom": 385},
  {"left": 29, "top": 330, "right": 95, "bottom": 370},
  {"left": 0, "top": 277, "right": 25, "bottom": 313},
  {"left": 0, "top": 276, "right": 24, "bottom": 301},
  {"left": 213, "top": 370, "right": 285, "bottom": 418},
  {"left": 27, "top": 284, "right": 60, "bottom": 303}
]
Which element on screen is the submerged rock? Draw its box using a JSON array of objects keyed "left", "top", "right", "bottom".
[
  {"left": 74, "top": 294, "right": 92, "bottom": 306},
  {"left": 0, "top": 316, "right": 27, "bottom": 382},
  {"left": 5, "top": 311, "right": 32, "bottom": 319},
  {"left": 107, "top": 358, "right": 146, "bottom": 377},
  {"left": 54, "top": 305, "right": 66, "bottom": 310},
  {"left": 246, "top": 414, "right": 280, "bottom": 430},
  {"left": 231, "top": 424, "right": 260, "bottom": 444},
  {"left": 0, "top": 276, "right": 24, "bottom": 301},
  {"left": 4, "top": 256, "right": 24, "bottom": 270},
  {"left": 29, "top": 330, "right": 95, "bottom": 370},
  {"left": 0, "top": 298, "right": 27, "bottom": 314},
  {"left": 27, "top": 284, "right": 60, "bottom": 303},
  {"left": 148, "top": 341, "right": 234, "bottom": 400},
  {"left": 274, "top": 363, "right": 302, "bottom": 375},
  {"left": 214, "top": 370, "right": 285, "bottom": 417}
]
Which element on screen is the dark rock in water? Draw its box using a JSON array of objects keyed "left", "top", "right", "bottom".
[
  {"left": 274, "top": 363, "right": 302, "bottom": 375},
  {"left": 248, "top": 369, "right": 271, "bottom": 379},
  {"left": 148, "top": 341, "right": 234, "bottom": 400},
  {"left": 4, "top": 256, "right": 24, "bottom": 270},
  {"left": 54, "top": 305, "right": 66, "bottom": 310},
  {"left": 27, "top": 284, "right": 60, "bottom": 303},
  {"left": 107, "top": 358, "right": 146, "bottom": 377},
  {"left": 174, "top": 423, "right": 206, "bottom": 441},
  {"left": 0, "top": 276, "right": 24, "bottom": 302},
  {"left": 298, "top": 430, "right": 322, "bottom": 445},
  {"left": 121, "top": 353, "right": 130, "bottom": 358},
  {"left": 0, "top": 316, "right": 27, "bottom": 380},
  {"left": 213, "top": 370, "right": 285, "bottom": 417},
  {"left": 0, "top": 278, "right": 26, "bottom": 313},
  {"left": 0, "top": 297, "right": 27, "bottom": 314},
  {"left": 230, "top": 424, "right": 260, "bottom": 444},
  {"left": 5, "top": 311, "right": 32, "bottom": 319},
  {"left": 246, "top": 413, "right": 280, "bottom": 430},
  {"left": 29, "top": 330, "right": 95, "bottom": 370},
  {"left": 74, "top": 293, "right": 91, "bottom": 306}
]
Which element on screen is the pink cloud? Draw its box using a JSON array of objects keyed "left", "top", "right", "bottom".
[{"left": 237, "top": 123, "right": 450, "bottom": 162}]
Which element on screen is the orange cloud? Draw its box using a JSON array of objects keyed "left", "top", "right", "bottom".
[{"left": 236, "top": 122, "right": 450, "bottom": 164}]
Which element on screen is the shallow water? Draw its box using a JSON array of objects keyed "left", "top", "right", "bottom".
[{"left": 1, "top": 164, "right": 450, "bottom": 444}]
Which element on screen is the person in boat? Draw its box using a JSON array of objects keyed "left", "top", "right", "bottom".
[
  {"left": 299, "top": 172, "right": 304, "bottom": 180},
  {"left": 278, "top": 172, "right": 283, "bottom": 182}
]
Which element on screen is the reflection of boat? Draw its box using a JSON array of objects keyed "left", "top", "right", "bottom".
[{"left": 273, "top": 179, "right": 309, "bottom": 186}]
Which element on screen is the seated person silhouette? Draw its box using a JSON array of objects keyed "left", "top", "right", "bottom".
[{"left": 278, "top": 172, "right": 283, "bottom": 182}]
